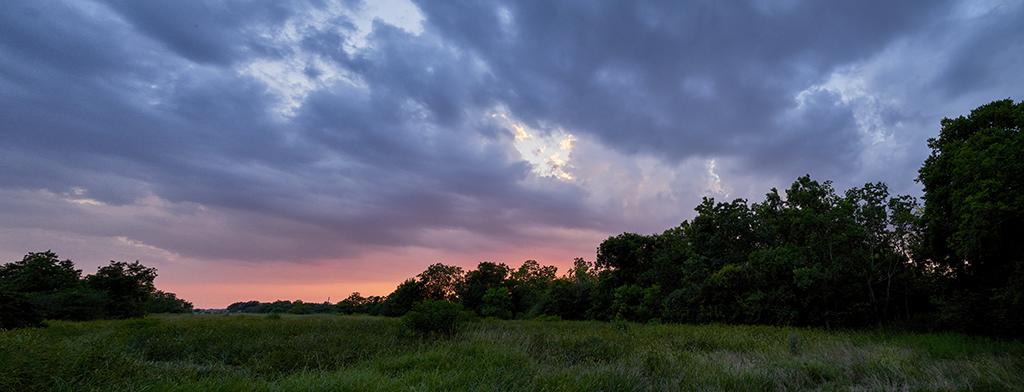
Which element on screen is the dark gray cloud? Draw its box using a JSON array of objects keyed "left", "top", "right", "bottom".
[
  {"left": 1, "top": 0, "right": 1022, "bottom": 264},
  {"left": 100, "top": 0, "right": 297, "bottom": 65},
  {"left": 412, "top": 0, "right": 951, "bottom": 166}
]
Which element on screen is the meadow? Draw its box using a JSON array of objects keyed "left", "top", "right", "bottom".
[{"left": 1, "top": 314, "right": 1021, "bottom": 392}]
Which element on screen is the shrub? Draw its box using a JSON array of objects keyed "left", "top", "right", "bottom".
[
  {"left": 0, "top": 289, "right": 44, "bottom": 329},
  {"left": 481, "top": 287, "right": 513, "bottom": 319},
  {"left": 402, "top": 299, "right": 466, "bottom": 337}
]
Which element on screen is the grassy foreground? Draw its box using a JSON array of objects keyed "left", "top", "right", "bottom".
[{"left": 1, "top": 314, "right": 1021, "bottom": 391}]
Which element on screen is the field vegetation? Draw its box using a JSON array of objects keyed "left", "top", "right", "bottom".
[{"left": 1, "top": 313, "right": 1021, "bottom": 391}]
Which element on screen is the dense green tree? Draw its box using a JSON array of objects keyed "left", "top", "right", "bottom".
[
  {"left": 227, "top": 300, "right": 262, "bottom": 313},
  {"left": 511, "top": 260, "right": 558, "bottom": 287},
  {"left": 147, "top": 290, "right": 194, "bottom": 314},
  {"left": 0, "top": 289, "right": 44, "bottom": 329},
  {"left": 459, "top": 262, "right": 510, "bottom": 315},
  {"left": 1, "top": 252, "right": 188, "bottom": 325},
  {"left": 287, "top": 300, "right": 312, "bottom": 314},
  {"left": 508, "top": 260, "right": 558, "bottom": 316},
  {"left": 590, "top": 233, "right": 662, "bottom": 320},
  {"left": 845, "top": 183, "right": 924, "bottom": 322},
  {"left": 366, "top": 296, "right": 387, "bottom": 315},
  {"left": 264, "top": 300, "right": 294, "bottom": 313},
  {"left": 337, "top": 292, "right": 367, "bottom": 314},
  {"left": 917, "top": 98, "right": 1024, "bottom": 336},
  {"left": 385, "top": 278, "right": 424, "bottom": 316},
  {"left": 402, "top": 299, "right": 467, "bottom": 336},
  {"left": 480, "top": 287, "right": 513, "bottom": 319},
  {"left": 34, "top": 287, "right": 107, "bottom": 320},
  {"left": 595, "top": 232, "right": 659, "bottom": 288},
  {"left": 648, "top": 176, "right": 924, "bottom": 327},
  {"left": 366, "top": 171, "right": 934, "bottom": 331},
  {"left": 610, "top": 284, "right": 661, "bottom": 322},
  {"left": 686, "top": 198, "right": 756, "bottom": 276},
  {"left": 417, "top": 263, "right": 465, "bottom": 301},
  {"left": 645, "top": 226, "right": 691, "bottom": 294},
  {"left": 565, "top": 257, "right": 597, "bottom": 284},
  {"left": 538, "top": 259, "right": 596, "bottom": 320},
  {"left": 676, "top": 197, "right": 758, "bottom": 324},
  {"left": 783, "top": 177, "right": 863, "bottom": 327},
  {"left": 0, "top": 251, "right": 81, "bottom": 294},
  {"left": 0, "top": 251, "right": 107, "bottom": 321},
  {"left": 86, "top": 261, "right": 157, "bottom": 319}
]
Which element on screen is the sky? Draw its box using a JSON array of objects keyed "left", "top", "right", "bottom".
[{"left": 2, "top": 0, "right": 1022, "bottom": 308}]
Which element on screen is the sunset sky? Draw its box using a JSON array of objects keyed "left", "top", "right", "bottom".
[{"left": 2, "top": 0, "right": 1022, "bottom": 308}]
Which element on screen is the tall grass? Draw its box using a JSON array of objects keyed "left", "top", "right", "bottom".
[{"left": 1, "top": 314, "right": 1020, "bottom": 391}]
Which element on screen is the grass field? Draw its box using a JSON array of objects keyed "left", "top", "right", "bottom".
[{"left": 1, "top": 314, "right": 1021, "bottom": 391}]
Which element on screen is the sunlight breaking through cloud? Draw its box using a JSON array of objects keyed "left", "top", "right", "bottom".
[{"left": 492, "top": 111, "right": 576, "bottom": 181}]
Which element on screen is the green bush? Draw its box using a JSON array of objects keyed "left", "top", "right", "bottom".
[
  {"left": 0, "top": 289, "right": 44, "bottom": 329},
  {"left": 480, "top": 287, "right": 513, "bottom": 319},
  {"left": 402, "top": 299, "right": 466, "bottom": 337}
]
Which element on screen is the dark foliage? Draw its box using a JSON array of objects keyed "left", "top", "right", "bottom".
[
  {"left": 0, "top": 251, "right": 81, "bottom": 294},
  {"left": 401, "top": 299, "right": 468, "bottom": 336},
  {"left": 917, "top": 98, "right": 1024, "bottom": 337},
  {"left": 0, "top": 289, "right": 44, "bottom": 329},
  {"left": 148, "top": 290, "right": 194, "bottom": 314},
  {"left": 0, "top": 252, "right": 190, "bottom": 327},
  {"left": 226, "top": 299, "right": 336, "bottom": 314},
  {"left": 87, "top": 261, "right": 158, "bottom": 319}
]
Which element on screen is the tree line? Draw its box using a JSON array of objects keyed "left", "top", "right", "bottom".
[
  {"left": 0, "top": 251, "right": 192, "bottom": 329},
  {"left": 301, "top": 172, "right": 927, "bottom": 330},
  {"left": 226, "top": 299, "right": 336, "bottom": 314},
  {"left": 295, "top": 98, "right": 1018, "bottom": 338}
]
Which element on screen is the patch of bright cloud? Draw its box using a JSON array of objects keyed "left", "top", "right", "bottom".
[
  {"left": 238, "top": 0, "right": 424, "bottom": 116},
  {"left": 705, "top": 159, "right": 727, "bottom": 199},
  {"left": 492, "top": 111, "right": 576, "bottom": 180},
  {"left": 64, "top": 187, "right": 105, "bottom": 206}
]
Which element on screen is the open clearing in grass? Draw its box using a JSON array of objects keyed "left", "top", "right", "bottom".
[{"left": 1, "top": 314, "right": 1021, "bottom": 391}]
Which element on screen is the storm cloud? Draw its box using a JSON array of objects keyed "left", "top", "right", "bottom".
[{"left": 1, "top": 0, "right": 1022, "bottom": 305}]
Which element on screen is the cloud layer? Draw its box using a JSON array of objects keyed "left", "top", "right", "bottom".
[{"left": 2, "top": 0, "right": 1022, "bottom": 306}]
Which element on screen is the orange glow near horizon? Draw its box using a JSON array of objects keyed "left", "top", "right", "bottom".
[
  {"left": 155, "top": 236, "right": 601, "bottom": 309},
  {"left": 163, "top": 282, "right": 402, "bottom": 309}
]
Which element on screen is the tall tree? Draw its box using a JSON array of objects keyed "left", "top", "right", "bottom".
[
  {"left": 595, "top": 232, "right": 659, "bottom": 288},
  {"left": 417, "top": 263, "right": 465, "bottom": 301},
  {"left": 508, "top": 260, "right": 557, "bottom": 316},
  {"left": 0, "top": 251, "right": 104, "bottom": 321},
  {"left": 917, "top": 98, "right": 1024, "bottom": 336},
  {"left": 385, "top": 278, "right": 424, "bottom": 316},
  {"left": 459, "top": 262, "right": 510, "bottom": 315}
]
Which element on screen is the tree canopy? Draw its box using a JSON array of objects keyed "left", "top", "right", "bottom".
[
  {"left": 1, "top": 252, "right": 191, "bottom": 328},
  {"left": 917, "top": 98, "right": 1024, "bottom": 336},
  {"left": 0, "top": 251, "right": 81, "bottom": 294}
]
